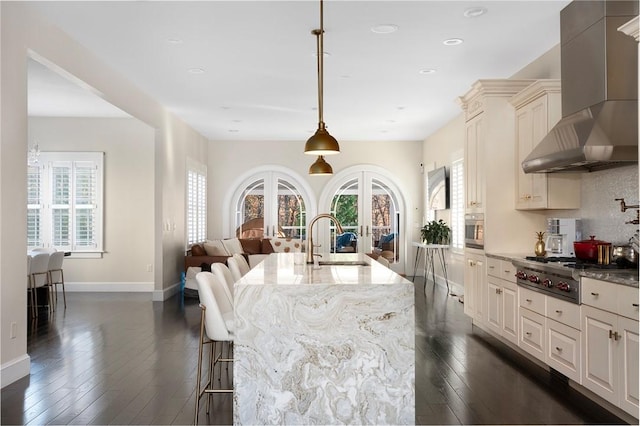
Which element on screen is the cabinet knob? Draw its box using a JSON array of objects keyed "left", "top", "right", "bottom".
[
  {"left": 633, "top": 303, "right": 639, "bottom": 308},
  {"left": 608, "top": 330, "right": 620, "bottom": 340},
  {"left": 526, "top": 299, "right": 532, "bottom": 303},
  {"left": 555, "top": 310, "right": 562, "bottom": 314},
  {"left": 591, "top": 292, "right": 599, "bottom": 297},
  {"left": 555, "top": 346, "right": 562, "bottom": 352},
  {"left": 525, "top": 331, "right": 532, "bottom": 336}
]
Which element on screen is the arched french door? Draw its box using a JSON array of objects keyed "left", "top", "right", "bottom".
[
  {"left": 226, "top": 166, "right": 316, "bottom": 240},
  {"left": 319, "top": 166, "right": 406, "bottom": 269}
]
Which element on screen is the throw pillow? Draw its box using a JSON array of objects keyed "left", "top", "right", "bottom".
[
  {"left": 239, "top": 238, "right": 262, "bottom": 255},
  {"left": 262, "top": 239, "right": 275, "bottom": 254},
  {"left": 222, "top": 238, "right": 244, "bottom": 255},
  {"left": 203, "top": 240, "right": 229, "bottom": 256},
  {"left": 270, "top": 237, "right": 303, "bottom": 253},
  {"left": 190, "top": 244, "right": 206, "bottom": 256}
]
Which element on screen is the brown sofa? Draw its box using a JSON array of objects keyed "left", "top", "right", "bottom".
[{"left": 184, "top": 238, "right": 275, "bottom": 272}]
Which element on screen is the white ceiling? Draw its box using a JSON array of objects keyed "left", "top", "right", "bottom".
[{"left": 26, "top": 1, "right": 570, "bottom": 142}]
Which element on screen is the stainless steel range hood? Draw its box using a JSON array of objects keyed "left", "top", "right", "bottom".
[{"left": 522, "top": 0, "right": 638, "bottom": 173}]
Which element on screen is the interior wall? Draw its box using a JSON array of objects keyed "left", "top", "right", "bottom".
[
  {"left": 1, "top": 2, "right": 208, "bottom": 387},
  {"left": 208, "top": 139, "right": 423, "bottom": 272},
  {"left": 29, "top": 117, "right": 155, "bottom": 288}
]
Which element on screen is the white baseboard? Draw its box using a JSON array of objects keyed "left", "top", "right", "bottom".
[
  {"left": 1, "top": 354, "right": 30, "bottom": 388},
  {"left": 153, "top": 282, "right": 181, "bottom": 301},
  {"left": 65, "top": 282, "right": 154, "bottom": 292}
]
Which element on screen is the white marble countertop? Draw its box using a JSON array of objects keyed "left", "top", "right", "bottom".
[{"left": 236, "top": 252, "right": 411, "bottom": 286}]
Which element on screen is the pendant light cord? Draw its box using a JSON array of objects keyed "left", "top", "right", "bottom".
[{"left": 317, "top": 0, "right": 325, "bottom": 127}]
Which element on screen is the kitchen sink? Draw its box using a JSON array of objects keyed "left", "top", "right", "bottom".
[{"left": 317, "top": 260, "right": 369, "bottom": 266}]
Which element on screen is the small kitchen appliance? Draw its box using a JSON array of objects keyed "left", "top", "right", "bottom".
[{"left": 545, "top": 218, "right": 582, "bottom": 257}]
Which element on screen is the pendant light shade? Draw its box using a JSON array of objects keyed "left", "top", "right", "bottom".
[
  {"left": 305, "top": 1, "right": 340, "bottom": 158},
  {"left": 305, "top": 123, "right": 340, "bottom": 155},
  {"left": 309, "top": 155, "right": 333, "bottom": 175}
]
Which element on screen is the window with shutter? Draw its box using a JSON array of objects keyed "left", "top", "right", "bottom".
[
  {"left": 451, "top": 158, "right": 465, "bottom": 252},
  {"left": 27, "top": 152, "right": 103, "bottom": 255},
  {"left": 186, "top": 160, "right": 207, "bottom": 247}
]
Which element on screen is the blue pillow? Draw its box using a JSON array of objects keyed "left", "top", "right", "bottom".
[
  {"left": 336, "top": 232, "right": 356, "bottom": 249},
  {"left": 378, "top": 233, "right": 395, "bottom": 248}
]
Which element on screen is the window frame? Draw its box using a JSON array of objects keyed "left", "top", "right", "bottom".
[
  {"left": 186, "top": 159, "right": 207, "bottom": 248},
  {"left": 27, "top": 152, "right": 104, "bottom": 257},
  {"left": 450, "top": 156, "right": 465, "bottom": 253}
]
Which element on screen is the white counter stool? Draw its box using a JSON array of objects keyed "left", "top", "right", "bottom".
[
  {"left": 194, "top": 272, "right": 234, "bottom": 425},
  {"left": 48, "top": 251, "right": 66, "bottom": 309},
  {"left": 227, "top": 254, "right": 250, "bottom": 282},
  {"left": 211, "top": 263, "right": 235, "bottom": 301},
  {"left": 28, "top": 252, "right": 53, "bottom": 318}
]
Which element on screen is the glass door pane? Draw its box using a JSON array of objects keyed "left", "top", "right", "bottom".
[
  {"left": 236, "top": 179, "right": 265, "bottom": 238},
  {"left": 276, "top": 178, "right": 306, "bottom": 240},
  {"left": 330, "top": 178, "right": 360, "bottom": 253},
  {"left": 371, "top": 178, "right": 398, "bottom": 262}
]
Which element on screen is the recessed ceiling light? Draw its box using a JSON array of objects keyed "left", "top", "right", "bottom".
[
  {"left": 386, "top": 119, "right": 396, "bottom": 123},
  {"left": 167, "top": 38, "right": 183, "bottom": 44},
  {"left": 419, "top": 69, "right": 437, "bottom": 75},
  {"left": 188, "top": 68, "right": 205, "bottom": 74},
  {"left": 397, "top": 106, "right": 406, "bottom": 111},
  {"left": 371, "top": 24, "right": 398, "bottom": 34},
  {"left": 464, "top": 7, "right": 487, "bottom": 18},
  {"left": 232, "top": 119, "right": 243, "bottom": 123},
  {"left": 443, "top": 38, "right": 464, "bottom": 46}
]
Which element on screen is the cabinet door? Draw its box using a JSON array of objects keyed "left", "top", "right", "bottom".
[
  {"left": 515, "top": 108, "right": 534, "bottom": 209},
  {"left": 486, "top": 278, "right": 502, "bottom": 335},
  {"left": 582, "top": 305, "right": 618, "bottom": 406},
  {"left": 474, "top": 256, "right": 486, "bottom": 324},
  {"left": 618, "top": 316, "right": 639, "bottom": 417},
  {"left": 465, "top": 116, "right": 484, "bottom": 212},
  {"left": 502, "top": 282, "right": 519, "bottom": 345},
  {"left": 527, "top": 99, "right": 550, "bottom": 209},
  {"left": 463, "top": 256, "right": 476, "bottom": 318}
]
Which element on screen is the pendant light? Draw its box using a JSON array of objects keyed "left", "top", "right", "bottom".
[
  {"left": 308, "top": 155, "right": 333, "bottom": 175},
  {"left": 306, "top": 0, "right": 339, "bottom": 175}
]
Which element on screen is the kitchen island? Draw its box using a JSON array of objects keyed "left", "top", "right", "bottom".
[{"left": 233, "top": 253, "right": 415, "bottom": 425}]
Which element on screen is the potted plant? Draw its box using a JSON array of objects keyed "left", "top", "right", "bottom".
[{"left": 421, "top": 219, "right": 451, "bottom": 245}]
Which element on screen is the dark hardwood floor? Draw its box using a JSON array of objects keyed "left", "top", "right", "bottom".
[{"left": 1, "top": 280, "right": 626, "bottom": 425}]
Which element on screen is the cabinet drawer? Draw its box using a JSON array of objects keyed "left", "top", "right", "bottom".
[
  {"left": 519, "top": 287, "right": 546, "bottom": 316},
  {"left": 546, "top": 319, "right": 581, "bottom": 383},
  {"left": 547, "top": 297, "right": 581, "bottom": 330},
  {"left": 500, "top": 261, "right": 516, "bottom": 282},
  {"left": 582, "top": 278, "right": 617, "bottom": 313},
  {"left": 519, "top": 308, "right": 546, "bottom": 362},
  {"left": 617, "top": 285, "right": 639, "bottom": 321},
  {"left": 486, "top": 257, "right": 501, "bottom": 278}
]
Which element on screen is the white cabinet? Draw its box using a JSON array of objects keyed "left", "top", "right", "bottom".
[
  {"left": 458, "top": 79, "right": 534, "bottom": 217},
  {"left": 464, "top": 115, "right": 484, "bottom": 213},
  {"left": 486, "top": 257, "right": 518, "bottom": 345},
  {"left": 510, "top": 80, "right": 580, "bottom": 210},
  {"left": 464, "top": 251, "right": 485, "bottom": 324},
  {"left": 546, "top": 297, "right": 582, "bottom": 383},
  {"left": 581, "top": 278, "right": 639, "bottom": 418}
]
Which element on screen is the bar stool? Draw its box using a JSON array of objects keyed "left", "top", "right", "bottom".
[{"left": 194, "top": 272, "right": 234, "bottom": 424}]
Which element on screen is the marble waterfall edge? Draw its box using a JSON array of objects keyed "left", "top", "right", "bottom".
[{"left": 234, "top": 276, "right": 415, "bottom": 424}]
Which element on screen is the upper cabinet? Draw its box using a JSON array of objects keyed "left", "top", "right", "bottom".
[
  {"left": 510, "top": 81, "right": 581, "bottom": 210},
  {"left": 458, "top": 80, "right": 535, "bottom": 215}
]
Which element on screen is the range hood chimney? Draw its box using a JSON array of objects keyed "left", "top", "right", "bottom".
[{"left": 522, "top": 0, "right": 638, "bottom": 173}]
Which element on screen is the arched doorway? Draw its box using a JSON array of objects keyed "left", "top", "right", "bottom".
[
  {"left": 225, "top": 166, "right": 316, "bottom": 241},
  {"left": 319, "top": 166, "right": 407, "bottom": 271}
]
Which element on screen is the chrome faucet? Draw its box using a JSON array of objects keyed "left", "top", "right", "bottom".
[{"left": 306, "top": 213, "right": 344, "bottom": 264}]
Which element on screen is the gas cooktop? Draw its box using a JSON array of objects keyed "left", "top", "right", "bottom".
[{"left": 524, "top": 255, "right": 634, "bottom": 270}]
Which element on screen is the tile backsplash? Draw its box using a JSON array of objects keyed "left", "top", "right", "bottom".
[{"left": 580, "top": 165, "right": 639, "bottom": 244}]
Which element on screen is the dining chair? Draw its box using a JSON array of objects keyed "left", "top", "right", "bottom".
[
  {"left": 28, "top": 252, "right": 53, "bottom": 318},
  {"left": 48, "top": 251, "right": 67, "bottom": 309},
  {"left": 227, "top": 254, "right": 250, "bottom": 282},
  {"left": 194, "top": 272, "right": 234, "bottom": 425},
  {"left": 211, "top": 262, "right": 235, "bottom": 302}
]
